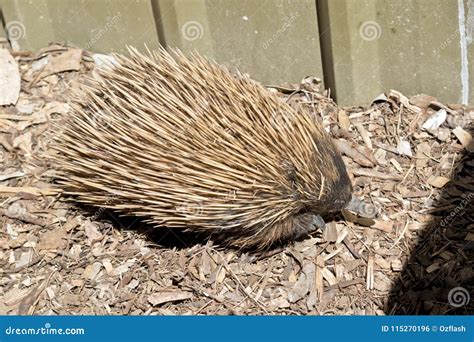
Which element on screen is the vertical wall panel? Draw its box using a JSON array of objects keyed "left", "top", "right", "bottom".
[
  {"left": 465, "top": 0, "right": 474, "bottom": 104},
  {"left": 156, "top": 0, "right": 324, "bottom": 86},
  {"left": 326, "top": 0, "right": 472, "bottom": 105},
  {"left": 1, "top": 0, "right": 160, "bottom": 54}
]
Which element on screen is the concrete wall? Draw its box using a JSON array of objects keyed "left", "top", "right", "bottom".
[
  {"left": 1, "top": 0, "right": 472, "bottom": 105},
  {"left": 325, "top": 0, "right": 473, "bottom": 105},
  {"left": 156, "top": 0, "right": 323, "bottom": 86},
  {"left": 1, "top": 0, "right": 160, "bottom": 53}
]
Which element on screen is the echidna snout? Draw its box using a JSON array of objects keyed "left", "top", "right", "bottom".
[{"left": 52, "top": 46, "right": 353, "bottom": 250}]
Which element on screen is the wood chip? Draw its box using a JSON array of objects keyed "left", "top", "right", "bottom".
[
  {"left": 37, "top": 49, "right": 83, "bottom": 79},
  {"left": 355, "top": 123, "right": 373, "bottom": 149},
  {"left": 0, "top": 186, "right": 58, "bottom": 196},
  {"left": 148, "top": 291, "right": 193, "bottom": 306},
  {"left": 427, "top": 175, "right": 450, "bottom": 188},
  {"left": 38, "top": 227, "right": 68, "bottom": 251},
  {"left": 102, "top": 259, "right": 114, "bottom": 276},
  {"left": 366, "top": 254, "right": 374, "bottom": 290},
  {"left": 315, "top": 256, "right": 324, "bottom": 302},
  {"left": 397, "top": 138, "right": 413, "bottom": 157},
  {"left": 322, "top": 221, "right": 338, "bottom": 242},
  {"left": 82, "top": 262, "right": 102, "bottom": 280},
  {"left": 269, "top": 296, "right": 290, "bottom": 308},
  {"left": 422, "top": 109, "right": 447, "bottom": 130},
  {"left": 426, "top": 263, "right": 441, "bottom": 273},
  {"left": 333, "top": 139, "right": 375, "bottom": 167},
  {"left": 389, "top": 158, "right": 403, "bottom": 173},
  {"left": 0, "top": 49, "right": 21, "bottom": 105},
  {"left": 337, "top": 109, "right": 351, "bottom": 130},
  {"left": 321, "top": 268, "right": 337, "bottom": 286},
  {"left": 374, "top": 255, "right": 390, "bottom": 269},
  {"left": 352, "top": 169, "right": 403, "bottom": 181},
  {"left": 370, "top": 220, "right": 394, "bottom": 233},
  {"left": 452, "top": 126, "right": 473, "bottom": 151},
  {"left": 391, "top": 259, "right": 403, "bottom": 272}
]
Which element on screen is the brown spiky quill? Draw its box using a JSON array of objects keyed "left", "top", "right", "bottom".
[{"left": 52, "top": 47, "right": 352, "bottom": 250}]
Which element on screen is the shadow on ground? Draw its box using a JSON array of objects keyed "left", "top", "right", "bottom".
[
  {"left": 76, "top": 204, "right": 209, "bottom": 250},
  {"left": 386, "top": 125, "right": 474, "bottom": 314}
]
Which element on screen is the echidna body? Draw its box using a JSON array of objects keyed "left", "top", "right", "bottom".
[{"left": 53, "top": 47, "right": 352, "bottom": 250}]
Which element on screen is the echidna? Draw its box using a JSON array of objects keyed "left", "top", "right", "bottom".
[{"left": 52, "top": 47, "right": 353, "bottom": 250}]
